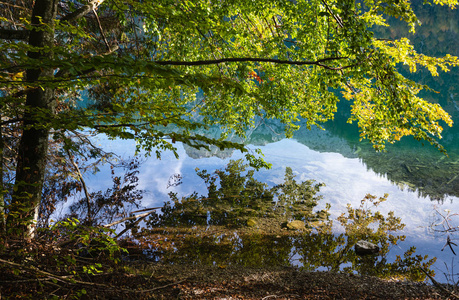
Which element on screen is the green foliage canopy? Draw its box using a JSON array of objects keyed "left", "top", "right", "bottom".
[{"left": 1, "top": 0, "right": 458, "bottom": 153}]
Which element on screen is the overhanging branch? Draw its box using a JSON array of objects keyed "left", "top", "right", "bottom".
[
  {"left": 155, "top": 56, "right": 354, "bottom": 70},
  {"left": 93, "top": 122, "right": 150, "bottom": 129}
]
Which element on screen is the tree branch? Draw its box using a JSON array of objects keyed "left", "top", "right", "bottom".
[
  {"left": 60, "top": 0, "right": 105, "bottom": 23},
  {"left": 92, "top": 8, "right": 111, "bottom": 52},
  {"left": 420, "top": 267, "right": 459, "bottom": 299},
  {"left": 0, "top": 1, "right": 31, "bottom": 11},
  {"left": 0, "top": 257, "right": 186, "bottom": 293},
  {"left": 54, "top": 44, "right": 119, "bottom": 78},
  {"left": 0, "top": 29, "right": 29, "bottom": 40},
  {"left": 113, "top": 210, "right": 156, "bottom": 239},
  {"left": 66, "top": 148, "right": 92, "bottom": 223},
  {"left": 103, "top": 207, "right": 162, "bottom": 228},
  {"left": 155, "top": 57, "right": 353, "bottom": 70},
  {"left": 320, "top": 0, "right": 344, "bottom": 28},
  {"left": 93, "top": 122, "right": 149, "bottom": 129}
]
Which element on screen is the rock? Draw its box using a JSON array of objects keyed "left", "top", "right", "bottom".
[
  {"left": 354, "top": 240, "right": 380, "bottom": 256},
  {"left": 285, "top": 220, "right": 306, "bottom": 231}
]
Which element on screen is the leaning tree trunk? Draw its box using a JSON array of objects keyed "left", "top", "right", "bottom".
[{"left": 6, "top": 0, "right": 58, "bottom": 238}]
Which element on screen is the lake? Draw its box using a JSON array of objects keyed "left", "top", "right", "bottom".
[
  {"left": 81, "top": 126, "right": 459, "bottom": 283},
  {"left": 70, "top": 4, "right": 459, "bottom": 283}
]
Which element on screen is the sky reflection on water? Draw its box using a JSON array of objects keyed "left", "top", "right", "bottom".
[{"left": 89, "top": 136, "right": 459, "bottom": 282}]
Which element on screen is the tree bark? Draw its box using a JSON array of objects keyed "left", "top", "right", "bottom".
[
  {"left": 6, "top": 0, "right": 59, "bottom": 238},
  {"left": 0, "top": 122, "right": 5, "bottom": 234}
]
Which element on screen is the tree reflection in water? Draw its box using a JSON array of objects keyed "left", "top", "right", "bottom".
[{"left": 128, "top": 160, "right": 435, "bottom": 282}]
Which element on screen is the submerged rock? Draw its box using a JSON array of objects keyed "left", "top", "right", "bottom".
[
  {"left": 354, "top": 240, "right": 380, "bottom": 256},
  {"left": 284, "top": 220, "right": 306, "bottom": 231}
]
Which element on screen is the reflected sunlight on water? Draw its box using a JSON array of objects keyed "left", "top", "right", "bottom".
[{"left": 80, "top": 136, "right": 459, "bottom": 283}]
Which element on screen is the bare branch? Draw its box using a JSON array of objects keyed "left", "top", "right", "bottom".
[
  {"left": 92, "top": 8, "right": 111, "bottom": 52},
  {"left": 0, "top": 257, "right": 186, "bottom": 293},
  {"left": 103, "top": 207, "right": 162, "bottom": 228},
  {"left": 420, "top": 267, "right": 459, "bottom": 299},
  {"left": 0, "top": 1, "right": 32, "bottom": 11},
  {"left": 66, "top": 148, "right": 92, "bottom": 222},
  {"left": 60, "top": 0, "right": 105, "bottom": 23},
  {"left": 113, "top": 212, "right": 151, "bottom": 239}
]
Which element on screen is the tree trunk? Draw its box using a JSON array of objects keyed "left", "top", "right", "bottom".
[
  {"left": 0, "top": 122, "right": 5, "bottom": 234},
  {"left": 6, "top": 0, "right": 58, "bottom": 238}
]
